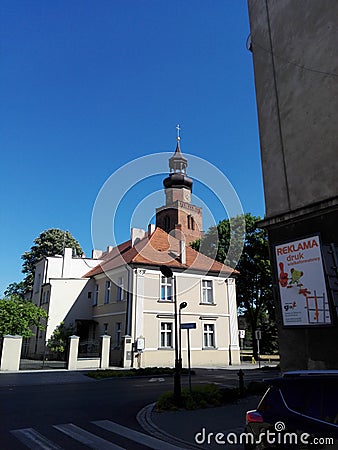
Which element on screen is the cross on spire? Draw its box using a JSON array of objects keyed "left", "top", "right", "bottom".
[{"left": 176, "top": 124, "right": 181, "bottom": 141}]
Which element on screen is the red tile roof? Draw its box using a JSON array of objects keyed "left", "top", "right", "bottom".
[{"left": 84, "top": 227, "right": 238, "bottom": 277}]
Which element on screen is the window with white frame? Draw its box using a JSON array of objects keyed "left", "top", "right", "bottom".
[
  {"left": 93, "top": 284, "right": 99, "bottom": 306},
  {"left": 105, "top": 281, "right": 111, "bottom": 304},
  {"left": 201, "top": 280, "right": 214, "bottom": 304},
  {"left": 161, "top": 276, "right": 173, "bottom": 301},
  {"left": 203, "top": 323, "right": 215, "bottom": 348},
  {"left": 117, "top": 277, "right": 124, "bottom": 301},
  {"left": 160, "top": 322, "right": 173, "bottom": 348},
  {"left": 115, "top": 322, "right": 122, "bottom": 348}
]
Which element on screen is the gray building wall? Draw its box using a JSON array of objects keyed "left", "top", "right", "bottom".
[
  {"left": 248, "top": 0, "right": 338, "bottom": 217},
  {"left": 248, "top": 0, "right": 338, "bottom": 370}
]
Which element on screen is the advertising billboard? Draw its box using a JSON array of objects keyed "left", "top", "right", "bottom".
[{"left": 275, "top": 235, "right": 331, "bottom": 326}]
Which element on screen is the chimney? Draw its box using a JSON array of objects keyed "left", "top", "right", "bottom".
[
  {"left": 148, "top": 223, "right": 155, "bottom": 235},
  {"left": 61, "top": 248, "right": 73, "bottom": 277},
  {"left": 92, "top": 249, "right": 103, "bottom": 259},
  {"left": 180, "top": 239, "right": 186, "bottom": 265},
  {"left": 173, "top": 224, "right": 182, "bottom": 239},
  {"left": 131, "top": 228, "right": 146, "bottom": 246}
]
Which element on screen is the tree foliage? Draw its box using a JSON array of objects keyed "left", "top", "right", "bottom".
[
  {"left": 0, "top": 295, "right": 47, "bottom": 338},
  {"left": 4, "top": 281, "right": 26, "bottom": 298},
  {"left": 47, "top": 321, "right": 75, "bottom": 355},
  {"left": 21, "top": 228, "right": 83, "bottom": 292},
  {"left": 192, "top": 213, "right": 277, "bottom": 356}
]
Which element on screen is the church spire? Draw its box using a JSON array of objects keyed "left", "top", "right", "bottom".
[
  {"left": 156, "top": 126, "right": 202, "bottom": 242},
  {"left": 169, "top": 124, "right": 188, "bottom": 174}
]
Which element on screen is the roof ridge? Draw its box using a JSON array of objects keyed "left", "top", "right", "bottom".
[{"left": 83, "top": 226, "right": 237, "bottom": 277}]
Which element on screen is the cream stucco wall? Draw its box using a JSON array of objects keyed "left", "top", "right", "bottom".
[
  {"left": 91, "top": 268, "right": 129, "bottom": 365},
  {"left": 131, "top": 268, "right": 240, "bottom": 368}
]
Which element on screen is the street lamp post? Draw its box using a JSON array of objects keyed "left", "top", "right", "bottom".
[{"left": 160, "top": 265, "right": 181, "bottom": 405}]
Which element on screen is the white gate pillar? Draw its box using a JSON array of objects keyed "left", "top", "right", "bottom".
[
  {"left": 67, "top": 335, "right": 80, "bottom": 370},
  {"left": 100, "top": 335, "right": 111, "bottom": 369},
  {"left": 1, "top": 335, "right": 23, "bottom": 371},
  {"left": 122, "top": 335, "right": 133, "bottom": 368}
]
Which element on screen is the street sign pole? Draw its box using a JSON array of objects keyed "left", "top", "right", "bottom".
[
  {"left": 255, "top": 330, "right": 262, "bottom": 369},
  {"left": 238, "top": 330, "right": 245, "bottom": 363},
  {"left": 187, "top": 328, "right": 192, "bottom": 393},
  {"left": 180, "top": 322, "right": 196, "bottom": 394}
]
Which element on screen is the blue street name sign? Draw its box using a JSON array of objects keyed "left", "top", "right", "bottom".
[{"left": 180, "top": 323, "right": 196, "bottom": 329}]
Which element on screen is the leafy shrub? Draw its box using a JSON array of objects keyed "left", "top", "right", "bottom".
[
  {"left": 156, "top": 384, "right": 239, "bottom": 411},
  {"left": 156, "top": 391, "right": 178, "bottom": 411},
  {"left": 86, "top": 367, "right": 195, "bottom": 380}
]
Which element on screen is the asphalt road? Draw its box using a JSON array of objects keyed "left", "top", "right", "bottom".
[
  {"left": 0, "top": 368, "right": 279, "bottom": 449},
  {"left": 1, "top": 376, "right": 166, "bottom": 449}
]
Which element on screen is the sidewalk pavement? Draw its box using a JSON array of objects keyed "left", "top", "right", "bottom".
[
  {"left": 0, "top": 369, "right": 96, "bottom": 386},
  {"left": 137, "top": 395, "right": 261, "bottom": 450},
  {"left": 194, "top": 361, "right": 278, "bottom": 370},
  {"left": 0, "top": 361, "right": 277, "bottom": 386}
]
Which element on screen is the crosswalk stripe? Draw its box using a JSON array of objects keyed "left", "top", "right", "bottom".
[
  {"left": 93, "top": 420, "right": 185, "bottom": 450},
  {"left": 11, "top": 428, "right": 63, "bottom": 450},
  {"left": 53, "top": 423, "right": 126, "bottom": 450}
]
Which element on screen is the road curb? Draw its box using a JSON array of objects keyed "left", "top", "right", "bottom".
[{"left": 136, "top": 403, "right": 201, "bottom": 450}]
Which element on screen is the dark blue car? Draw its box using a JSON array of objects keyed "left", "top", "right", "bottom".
[{"left": 245, "top": 371, "right": 338, "bottom": 449}]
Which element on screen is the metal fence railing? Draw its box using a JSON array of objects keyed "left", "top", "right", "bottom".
[{"left": 78, "top": 339, "right": 100, "bottom": 358}]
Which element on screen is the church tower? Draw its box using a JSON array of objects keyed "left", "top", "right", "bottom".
[{"left": 156, "top": 127, "right": 203, "bottom": 244}]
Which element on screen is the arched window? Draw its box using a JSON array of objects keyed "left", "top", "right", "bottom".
[{"left": 187, "top": 215, "right": 195, "bottom": 230}]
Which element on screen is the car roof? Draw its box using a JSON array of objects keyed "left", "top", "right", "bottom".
[
  {"left": 263, "top": 370, "right": 338, "bottom": 386},
  {"left": 282, "top": 370, "right": 338, "bottom": 377}
]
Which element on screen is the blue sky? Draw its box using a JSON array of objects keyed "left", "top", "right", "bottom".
[{"left": 0, "top": 0, "right": 264, "bottom": 295}]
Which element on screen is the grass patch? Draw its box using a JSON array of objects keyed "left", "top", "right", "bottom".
[
  {"left": 86, "top": 367, "right": 195, "bottom": 380},
  {"left": 155, "top": 384, "right": 239, "bottom": 411}
]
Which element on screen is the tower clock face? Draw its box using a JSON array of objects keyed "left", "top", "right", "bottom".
[{"left": 183, "top": 189, "right": 191, "bottom": 202}]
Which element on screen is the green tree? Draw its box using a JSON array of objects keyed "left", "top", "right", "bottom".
[
  {"left": 47, "top": 321, "right": 75, "bottom": 358},
  {"left": 192, "top": 213, "right": 276, "bottom": 358},
  {"left": 0, "top": 295, "right": 47, "bottom": 338},
  {"left": 22, "top": 228, "right": 83, "bottom": 292},
  {"left": 4, "top": 281, "right": 26, "bottom": 298}
]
